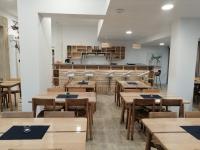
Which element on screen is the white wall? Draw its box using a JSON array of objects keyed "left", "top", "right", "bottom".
[
  {"left": 18, "top": 0, "right": 110, "bottom": 111},
  {"left": 52, "top": 21, "right": 100, "bottom": 62},
  {"left": 110, "top": 41, "right": 169, "bottom": 84}
]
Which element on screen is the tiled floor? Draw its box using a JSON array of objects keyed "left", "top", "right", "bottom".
[{"left": 86, "top": 95, "right": 147, "bottom": 150}]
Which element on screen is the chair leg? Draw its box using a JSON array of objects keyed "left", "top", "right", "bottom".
[
  {"left": 14, "top": 93, "right": 17, "bottom": 107},
  {"left": 126, "top": 109, "right": 129, "bottom": 129}
]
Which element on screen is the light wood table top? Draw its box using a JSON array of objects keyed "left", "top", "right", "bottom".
[
  {"left": 142, "top": 118, "right": 200, "bottom": 133},
  {"left": 120, "top": 92, "right": 190, "bottom": 104},
  {"left": 33, "top": 92, "right": 96, "bottom": 103},
  {"left": 154, "top": 132, "right": 200, "bottom": 150},
  {"left": 0, "top": 118, "right": 87, "bottom": 150},
  {"left": 0, "top": 118, "right": 87, "bottom": 133},
  {"left": 117, "top": 80, "right": 150, "bottom": 89}
]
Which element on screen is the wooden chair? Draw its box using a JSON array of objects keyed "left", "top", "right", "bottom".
[
  {"left": 0, "top": 112, "right": 33, "bottom": 118},
  {"left": 185, "top": 111, "right": 200, "bottom": 118},
  {"left": 129, "top": 99, "right": 156, "bottom": 140},
  {"left": 143, "top": 88, "right": 160, "bottom": 93},
  {"left": 120, "top": 88, "right": 141, "bottom": 129},
  {"left": 160, "top": 99, "right": 184, "bottom": 117},
  {"left": 65, "top": 98, "right": 91, "bottom": 140},
  {"left": 32, "top": 98, "right": 63, "bottom": 118},
  {"left": 44, "top": 111, "right": 75, "bottom": 118},
  {"left": 0, "top": 86, "right": 9, "bottom": 111},
  {"left": 123, "top": 89, "right": 142, "bottom": 92},
  {"left": 9, "top": 78, "right": 21, "bottom": 107},
  {"left": 149, "top": 112, "right": 177, "bottom": 118},
  {"left": 47, "top": 87, "right": 65, "bottom": 92},
  {"left": 149, "top": 112, "right": 177, "bottom": 150}
]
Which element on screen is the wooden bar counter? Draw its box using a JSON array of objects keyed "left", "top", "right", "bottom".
[{"left": 52, "top": 64, "right": 153, "bottom": 94}]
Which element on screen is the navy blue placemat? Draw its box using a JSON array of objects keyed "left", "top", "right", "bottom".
[
  {"left": 181, "top": 126, "right": 200, "bottom": 140},
  {"left": 78, "top": 81, "right": 88, "bottom": 85},
  {"left": 0, "top": 125, "right": 49, "bottom": 140},
  {"left": 140, "top": 94, "right": 162, "bottom": 99},
  {"left": 127, "top": 82, "right": 138, "bottom": 85},
  {"left": 56, "top": 94, "right": 78, "bottom": 99}
]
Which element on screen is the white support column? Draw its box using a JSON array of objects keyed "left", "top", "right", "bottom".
[{"left": 168, "top": 18, "right": 200, "bottom": 111}]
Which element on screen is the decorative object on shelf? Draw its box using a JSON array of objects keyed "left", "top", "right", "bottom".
[{"left": 149, "top": 54, "right": 162, "bottom": 66}]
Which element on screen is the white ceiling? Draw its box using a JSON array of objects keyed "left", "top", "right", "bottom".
[
  {"left": 2, "top": 0, "right": 200, "bottom": 46},
  {"left": 99, "top": 0, "right": 200, "bottom": 44}
]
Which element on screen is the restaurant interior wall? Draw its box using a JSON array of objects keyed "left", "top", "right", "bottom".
[{"left": 18, "top": 0, "right": 110, "bottom": 111}]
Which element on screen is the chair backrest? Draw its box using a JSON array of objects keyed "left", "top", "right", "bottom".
[
  {"left": 123, "top": 89, "right": 142, "bottom": 92},
  {"left": 65, "top": 98, "right": 89, "bottom": 116},
  {"left": 160, "top": 99, "right": 184, "bottom": 117},
  {"left": 143, "top": 88, "right": 160, "bottom": 93},
  {"left": 132, "top": 99, "right": 156, "bottom": 120},
  {"left": 134, "top": 98, "right": 156, "bottom": 107},
  {"left": 32, "top": 98, "right": 55, "bottom": 117},
  {"left": 8, "top": 78, "right": 21, "bottom": 81},
  {"left": 0, "top": 112, "right": 33, "bottom": 118},
  {"left": 67, "top": 88, "right": 86, "bottom": 92},
  {"left": 47, "top": 87, "right": 65, "bottom": 92},
  {"left": 149, "top": 112, "right": 177, "bottom": 118},
  {"left": 185, "top": 111, "right": 200, "bottom": 118},
  {"left": 44, "top": 111, "right": 75, "bottom": 118}
]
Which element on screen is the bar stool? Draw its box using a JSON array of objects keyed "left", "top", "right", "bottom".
[{"left": 154, "top": 70, "right": 162, "bottom": 89}]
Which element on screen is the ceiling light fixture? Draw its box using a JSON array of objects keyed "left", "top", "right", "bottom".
[
  {"left": 161, "top": 2, "right": 174, "bottom": 11},
  {"left": 159, "top": 43, "right": 165, "bottom": 46},
  {"left": 126, "top": 30, "right": 132, "bottom": 35},
  {"left": 132, "top": 43, "right": 141, "bottom": 49}
]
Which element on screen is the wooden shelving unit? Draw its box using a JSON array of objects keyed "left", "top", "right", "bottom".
[
  {"left": 67, "top": 45, "right": 125, "bottom": 60},
  {"left": 67, "top": 45, "right": 93, "bottom": 59},
  {"left": 102, "top": 46, "right": 125, "bottom": 60}
]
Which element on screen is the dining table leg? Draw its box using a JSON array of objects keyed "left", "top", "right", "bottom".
[
  {"left": 120, "top": 100, "right": 125, "bottom": 124},
  {"left": 145, "top": 131, "right": 152, "bottom": 150},
  {"left": 126, "top": 105, "right": 132, "bottom": 140}
]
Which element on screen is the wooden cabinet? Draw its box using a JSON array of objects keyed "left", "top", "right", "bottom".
[
  {"left": 67, "top": 45, "right": 125, "bottom": 60},
  {"left": 102, "top": 46, "right": 125, "bottom": 60},
  {"left": 67, "top": 45, "right": 93, "bottom": 59}
]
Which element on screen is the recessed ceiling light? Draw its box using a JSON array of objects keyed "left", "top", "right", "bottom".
[
  {"left": 159, "top": 43, "right": 165, "bottom": 46},
  {"left": 161, "top": 3, "right": 174, "bottom": 11},
  {"left": 126, "top": 30, "right": 132, "bottom": 35}
]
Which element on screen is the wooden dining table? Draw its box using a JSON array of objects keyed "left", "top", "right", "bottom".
[
  {"left": 32, "top": 92, "right": 96, "bottom": 140},
  {"left": 65, "top": 81, "right": 96, "bottom": 92},
  {"left": 0, "top": 81, "right": 21, "bottom": 111},
  {"left": 120, "top": 92, "right": 190, "bottom": 140},
  {"left": 154, "top": 132, "right": 200, "bottom": 150},
  {"left": 0, "top": 118, "right": 87, "bottom": 150},
  {"left": 142, "top": 118, "right": 200, "bottom": 150},
  {"left": 115, "top": 80, "right": 151, "bottom": 106}
]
